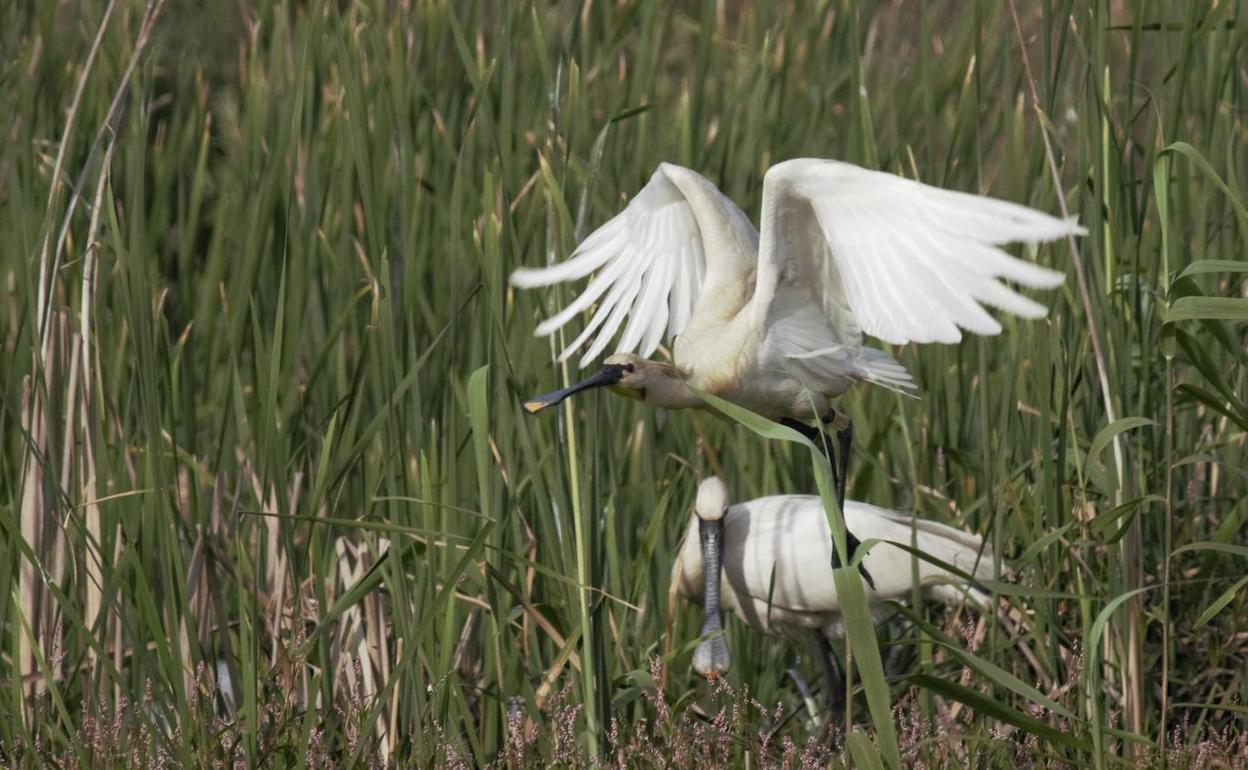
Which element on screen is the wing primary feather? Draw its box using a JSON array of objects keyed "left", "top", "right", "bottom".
[
  {"left": 510, "top": 216, "right": 625, "bottom": 287},
  {"left": 965, "top": 276, "right": 1049, "bottom": 319},
  {"left": 921, "top": 187, "right": 1088, "bottom": 243},
  {"left": 533, "top": 232, "right": 637, "bottom": 337},
  {"left": 556, "top": 245, "right": 647, "bottom": 361},
  {"left": 616, "top": 218, "right": 672, "bottom": 353},
  {"left": 639, "top": 250, "right": 673, "bottom": 356},
  {"left": 578, "top": 253, "right": 650, "bottom": 365}
]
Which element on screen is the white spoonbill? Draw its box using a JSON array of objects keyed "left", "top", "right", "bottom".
[
  {"left": 672, "top": 477, "right": 994, "bottom": 714},
  {"left": 513, "top": 158, "right": 1084, "bottom": 559}
]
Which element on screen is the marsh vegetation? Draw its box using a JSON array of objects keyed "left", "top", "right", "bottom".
[{"left": 2, "top": 1, "right": 1246, "bottom": 767}]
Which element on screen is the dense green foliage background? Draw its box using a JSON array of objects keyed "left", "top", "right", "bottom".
[{"left": 2, "top": 1, "right": 1246, "bottom": 766}]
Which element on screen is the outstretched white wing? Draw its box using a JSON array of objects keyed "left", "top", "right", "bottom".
[
  {"left": 754, "top": 159, "right": 1083, "bottom": 347},
  {"left": 511, "top": 163, "right": 757, "bottom": 367}
]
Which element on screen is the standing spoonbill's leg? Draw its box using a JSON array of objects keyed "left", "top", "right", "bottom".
[
  {"left": 691, "top": 479, "right": 731, "bottom": 678},
  {"left": 812, "top": 630, "right": 846, "bottom": 720},
  {"left": 785, "top": 667, "right": 820, "bottom": 725}
]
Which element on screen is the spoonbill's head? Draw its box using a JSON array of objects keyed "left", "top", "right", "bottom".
[
  {"left": 694, "top": 476, "right": 730, "bottom": 521},
  {"left": 522, "top": 353, "right": 674, "bottom": 413}
]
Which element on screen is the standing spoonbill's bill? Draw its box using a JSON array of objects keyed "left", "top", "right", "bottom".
[
  {"left": 513, "top": 158, "right": 1084, "bottom": 564},
  {"left": 673, "top": 477, "right": 995, "bottom": 715}
]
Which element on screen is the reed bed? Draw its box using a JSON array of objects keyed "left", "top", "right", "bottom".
[{"left": 1, "top": 1, "right": 1245, "bottom": 766}]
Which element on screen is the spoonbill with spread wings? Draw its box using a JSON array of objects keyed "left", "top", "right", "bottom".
[{"left": 513, "top": 158, "right": 1083, "bottom": 561}]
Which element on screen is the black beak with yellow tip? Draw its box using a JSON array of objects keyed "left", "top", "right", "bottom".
[{"left": 522, "top": 363, "right": 627, "bottom": 414}]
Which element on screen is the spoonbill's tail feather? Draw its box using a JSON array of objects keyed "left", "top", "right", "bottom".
[
  {"left": 763, "top": 290, "right": 918, "bottom": 395},
  {"left": 858, "top": 348, "right": 918, "bottom": 394},
  {"left": 781, "top": 343, "right": 917, "bottom": 395},
  {"left": 854, "top": 504, "right": 1001, "bottom": 612}
]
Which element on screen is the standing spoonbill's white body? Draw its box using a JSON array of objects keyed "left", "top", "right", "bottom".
[
  {"left": 673, "top": 477, "right": 995, "bottom": 713},
  {"left": 513, "top": 158, "right": 1084, "bottom": 563}
]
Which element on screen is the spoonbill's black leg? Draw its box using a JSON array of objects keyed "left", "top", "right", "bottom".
[
  {"left": 778, "top": 417, "right": 845, "bottom": 497},
  {"left": 780, "top": 418, "right": 830, "bottom": 462},
  {"left": 785, "top": 667, "right": 820, "bottom": 723},
  {"left": 831, "top": 418, "right": 854, "bottom": 512},
  {"left": 778, "top": 416, "right": 874, "bottom": 588},
  {"left": 779, "top": 415, "right": 851, "bottom": 512},
  {"left": 822, "top": 414, "right": 874, "bottom": 588},
  {"left": 812, "top": 630, "right": 846, "bottom": 722},
  {"left": 692, "top": 515, "right": 730, "bottom": 677},
  {"left": 842, "top": 528, "right": 875, "bottom": 588}
]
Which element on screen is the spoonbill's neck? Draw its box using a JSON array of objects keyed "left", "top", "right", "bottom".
[{"left": 643, "top": 369, "right": 704, "bottom": 410}]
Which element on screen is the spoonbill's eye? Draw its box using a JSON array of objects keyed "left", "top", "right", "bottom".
[{"left": 623, "top": 363, "right": 636, "bottom": 373}]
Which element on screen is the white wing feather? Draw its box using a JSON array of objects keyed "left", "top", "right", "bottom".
[
  {"left": 755, "top": 159, "right": 1084, "bottom": 347},
  {"left": 511, "top": 163, "right": 756, "bottom": 367}
]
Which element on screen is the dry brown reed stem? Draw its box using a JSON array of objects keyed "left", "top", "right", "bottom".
[
  {"left": 32, "top": 0, "right": 117, "bottom": 344},
  {"left": 79, "top": 131, "right": 115, "bottom": 677},
  {"left": 20, "top": 0, "right": 117, "bottom": 714},
  {"left": 20, "top": 0, "right": 167, "bottom": 721}
]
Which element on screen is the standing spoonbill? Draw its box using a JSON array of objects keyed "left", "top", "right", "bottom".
[
  {"left": 672, "top": 476, "right": 994, "bottom": 715},
  {"left": 513, "top": 158, "right": 1084, "bottom": 562}
]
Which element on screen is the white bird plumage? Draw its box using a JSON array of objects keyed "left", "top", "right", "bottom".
[
  {"left": 512, "top": 159, "right": 1084, "bottom": 404},
  {"left": 672, "top": 483, "right": 995, "bottom": 643},
  {"left": 674, "top": 476, "right": 997, "bottom": 700}
]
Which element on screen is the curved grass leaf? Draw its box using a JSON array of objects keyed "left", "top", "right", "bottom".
[
  {"left": 1194, "top": 575, "right": 1248, "bottom": 629},
  {"left": 1173, "top": 541, "right": 1248, "bottom": 559},
  {"left": 904, "top": 673, "right": 1089, "bottom": 751},
  {"left": 1166, "top": 297, "right": 1248, "bottom": 323},
  {"left": 835, "top": 566, "right": 901, "bottom": 770},
  {"left": 1085, "top": 586, "right": 1153, "bottom": 768},
  {"left": 1179, "top": 259, "right": 1248, "bottom": 278},
  {"left": 846, "top": 730, "right": 887, "bottom": 770},
  {"left": 1160, "top": 141, "right": 1248, "bottom": 229},
  {"left": 1084, "top": 417, "right": 1156, "bottom": 482},
  {"left": 689, "top": 389, "right": 853, "bottom": 561}
]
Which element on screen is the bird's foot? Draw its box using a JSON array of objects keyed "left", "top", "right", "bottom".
[
  {"left": 811, "top": 631, "right": 847, "bottom": 731},
  {"left": 693, "top": 633, "right": 731, "bottom": 678}
]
